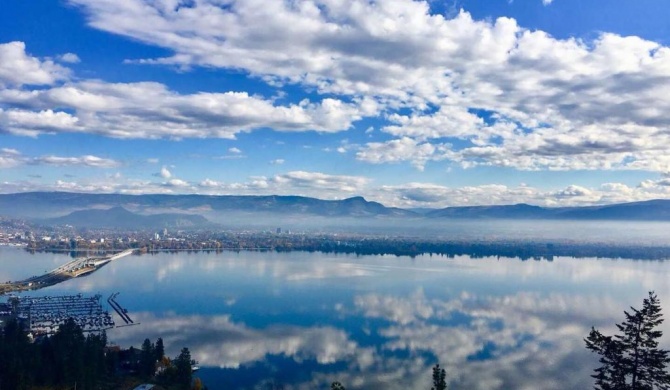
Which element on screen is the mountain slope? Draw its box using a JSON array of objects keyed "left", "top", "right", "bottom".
[
  {"left": 0, "top": 192, "right": 415, "bottom": 219},
  {"left": 43, "top": 207, "right": 211, "bottom": 229},
  {"left": 427, "top": 200, "right": 670, "bottom": 220}
]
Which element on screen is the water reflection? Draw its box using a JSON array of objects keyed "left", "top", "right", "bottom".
[
  {"left": 4, "top": 248, "right": 670, "bottom": 389},
  {"left": 104, "top": 290, "right": 623, "bottom": 389}
]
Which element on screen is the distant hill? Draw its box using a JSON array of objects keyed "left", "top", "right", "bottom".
[
  {"left": 427, "top": 203, "right": 548, "bottom": 219},
  {"left": 427, "top": 200, "right": 670, "bottom": 220},
  {"left": 42, "top": 207, "right": 212, "bottom": 229},
  {"left": 0, "top": 192, "right": 415, "bottom": 219},
  {"left": 4, "top": 192, "right": 670, "bottom": 222}
]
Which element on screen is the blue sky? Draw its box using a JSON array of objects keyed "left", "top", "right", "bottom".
[{"left": 1, "top": 0, "right": 670, "bottom": 207}]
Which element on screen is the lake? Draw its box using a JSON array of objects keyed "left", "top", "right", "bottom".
[{"left": 2, "top": 246, "right": 670, "bottom": 389}]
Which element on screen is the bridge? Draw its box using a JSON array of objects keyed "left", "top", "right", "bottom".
[{"left": 0, "top": 249, "right": 135, "bottom": 294}]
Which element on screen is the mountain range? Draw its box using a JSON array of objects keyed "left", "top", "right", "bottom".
[
  {"left": 2, "top": 192, "right": 670, "bottom": 229},
  {"left": 43, "top": 206, "right": 212, "bottom": 229}
]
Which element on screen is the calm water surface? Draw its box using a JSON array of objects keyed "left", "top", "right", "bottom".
[{"left": 2, "top": 246, "right": 670, "bottom": 389}]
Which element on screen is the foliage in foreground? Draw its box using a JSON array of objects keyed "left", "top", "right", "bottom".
[
  {"left": 0, "top": 318, "right": 200, "bottom": 390},
  {"left": 331, "top": 363, "right": 448, "bottom": 390},
  {"left": 585, "top": 291, "right": 670, "bottom": 390}
]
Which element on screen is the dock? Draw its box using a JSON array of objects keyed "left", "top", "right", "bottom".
[{"left": 107, "top": 292, "right": 137, "bottom": 326}]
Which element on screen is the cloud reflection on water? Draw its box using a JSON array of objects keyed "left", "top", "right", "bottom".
[
  {"left": 110, "top": 312, "right": 363, "bottom": 370},
  {"left": 8, "top": 249, "right": 670, "bottom": 389},
  {"left": 107, "top": 288, "right": 636, "bottom": 389}
]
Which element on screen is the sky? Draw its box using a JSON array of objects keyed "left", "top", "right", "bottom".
[{"left": 1, "top": 0, "right": 670, "bottom": 208}]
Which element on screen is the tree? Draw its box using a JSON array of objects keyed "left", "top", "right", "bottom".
[
  {"left": 140, "top": 338, "right": 156, "bottom": 378},
  {"left": 155, "top": 337, "right": 165, "bottom": 361},
  {"left": 431, "top": 364, "right": 447, "bottom": 390},
  {"left": 331, "top": 382, "right": 346, "bottom": 390},
  {"left": 175, "top": 347, "right": 193, "bottom": 389},
  {"left": 585, "top": 291, "right": 670, "bottom": 390}
]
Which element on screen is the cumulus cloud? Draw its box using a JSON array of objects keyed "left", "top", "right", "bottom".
[
  {"left": 158, "top": 166, "right": 172, "bottom": 179},
  {"left": 0, "top": 42, "right": 70, "bottom": 87},
  {"left": 375, "top": 180, "right": 670, "bottom": 208},
  {"left": 356, "top": 137, "right": 450, "bottom": 171},
  {"left": 165, "top": 178, "right": 189, "bottom": 187},
  {"left": 0, "top": 148, "right": 119, "bottom": 169},
  {"left": 194, "top": 170, "right": 369, "bottom": 197},
  {"left": 57, "top": 53, "right": 81, "bottom": 63},
  {"left": 61, "top": 0, "right": 670, "bottom": 172},
  {"left": 0, "top": 169, "right": 371, "bottom": 200},
  {"left": 270, "top": 171, "right": 369, "bottom": 193},
  {"left": 6, "top": 169, "right": 670, "bottom": 208},
  {"left": 270, "top": 158, "right": 285, "bottom": 165},
  {"left": 0, "top": 108, "right": 79, "bottom": 136},
  {"left": 1, "top": 148, "right": 20, "bottom": 155},
  {"left": 228, "top": 147, "right": 242, "bottom": 154},
  {"left": 30, "top": 155, "right": 120, "bottom": 168},
  {"left": 0, "top": 80, "right": 366, "bottom": 138}
]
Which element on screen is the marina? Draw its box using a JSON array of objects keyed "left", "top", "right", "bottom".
[
  {"left": 0, "top": 292, "right": 137, "bottom": 336},
  {"left": 9, "top": 294, "right": 114, "bottom": 335}
]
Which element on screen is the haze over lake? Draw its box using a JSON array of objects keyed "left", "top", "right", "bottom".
[{"left": 3, "top": 245, "right": 670, "bottom": 389}]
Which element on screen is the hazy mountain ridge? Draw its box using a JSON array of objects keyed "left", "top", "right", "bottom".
[
  {"left": 3, "top": 192, "right": 670, "bottom": 223},
  {"left": 0, "top": 192, "right": 415, "bottom": 220},
  {"left": 427, "top": 200, "right": 670, "bottom": 220},
  {"left": 43, "top": 206, "right": 212, "bottom": 229}
]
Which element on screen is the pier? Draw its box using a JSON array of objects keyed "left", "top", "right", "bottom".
[{"left": 107, "top": 292, "right": 138, "bottom": 326}]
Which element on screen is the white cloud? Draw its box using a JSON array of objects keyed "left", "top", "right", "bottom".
[
  {"left": 159, "top": 166, "right": 172, "bottom": 179},
  {"left": 31, "top": 155, "right": 120, "bottom": 168},
  {"left": 1, "top": 148, "right": 20, "bottom": 156},
  {"left": 374, "top": 179, "right": 670, "bottom": 208},
  {"left": 0, "top": 169, "right": 374, "bottom": 200},
  {"left": 228, "top": 147, "right": 242, "bottom": 154},
  {"left": 7, "top": 169, "right": 670, "bottom": 208},
  {"left": 146, "top": 158, "right": 159, "bottom": 164},
  {"left": 270, "top": 158, "right": 285, "bottom": 165},
  {"left": 0, "top": 156, "right": 21, "bottom": 169},
  {"left": 165, "top": 178, "right": 189, "bottom": 187},
  {"left": 0, "top": 80, "right": 366, "bottom": 139},
  {"left": 0, "top": 42, "right": 70, "bottom": 87},
  {"left": 199, "top": 178, "right": 220, "bottom": 188},
  {"left": 542, "top": 0, "right": 554, "bottom": 5},
  {"left": 0, "top": 108, "right": 79, "bottom": 136},
  {"left": 57, "top": 53, "right": 81, "bottom": 63},
  {"left": 61, "top": 0, "right": 670, "bottom": 172},
  {"left": 0, "top": 148, "right": 120, "bottom": 169},
  {"left": 271, "top": 171, "right": 369, "bottom": 193},
  {"left": 356, "top": 137, "right": 450, "bottom": 171},
  {"left": 196, "top": 170, "right": 369, "bottom": 196}
]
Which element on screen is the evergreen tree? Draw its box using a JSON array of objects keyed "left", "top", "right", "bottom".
[
  {"left": 155, "top": 337, "right": 165, "bottom": 361},
  {"left": 431, "top": 364, "right": 447, "bottom": 390},
  {"left": 585, "top": 291, "right": 670, "bottom": 390},
  {"left": 585, "top": 328, "right": 626, "bottom": 390},
  {"left": 140, "top": 338, "right": 156, "bottom": 378},
  {"left": 331, "top": 382, "right": 346, "bottom": 390},
  {"left": 175, "top": 347, "right": 193, "bottom": 389}
]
